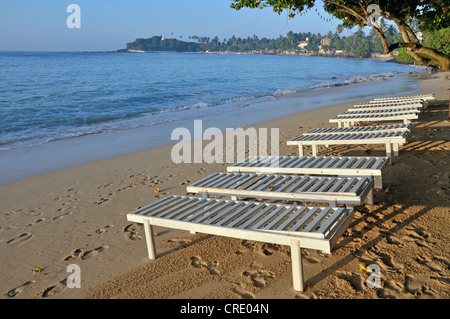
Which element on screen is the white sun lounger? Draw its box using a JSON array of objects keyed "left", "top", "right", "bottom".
[
  {"left": 287, "top": 131, "right": 410, "bottom": 161},
  {"left": 127, "top": 194, "right": 354, "bottom": 291},
  {"left": 187, "top": 172, "right": 374, "bottom": 207},
  {"left": 350, "top": 101, "right": 425, "bottom": 111},
  {"left": 329, "top": 111, "right": 419, "bottom": 127},
  {"left": 372, "top": 94, "right": 434, "bottom": 102},
  {"left": 340, "top": 107, "right": 421, "bottom": 116},
  {"left": 227, "top": 156, "right": 388, "bottom": 189},
  {"left": 303, "top": 123, "right": 412, "bottom": 135}
]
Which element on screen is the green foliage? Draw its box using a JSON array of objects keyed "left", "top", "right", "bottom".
[
  {"left": 414, "top": 1, "right": 450, "bottom": 33},
  {"left": 395, "top": 48, "right": 416, "bottom": 64},
  {"left": 126, "top": 36, "right": 202, "bottom": 52},
  {"left": 125, "top": 26, "right": 408, "bottom": 58},
  {"left": 424, "top": 28, "right": 450, "bottom": 55},
  {"left": 230, "top": 0, "right": 449, "bottom": 33},
  {"left": 394, "top": 28, "right": 449, "bottom": 64}
]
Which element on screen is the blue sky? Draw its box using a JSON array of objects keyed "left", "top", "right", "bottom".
[{"left": 0, "top": 0, "right": 343, "bottom": 51}]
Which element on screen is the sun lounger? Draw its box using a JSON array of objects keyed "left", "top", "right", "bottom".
[
  {"left": 127, "top": 194, "right": 354, "bottom": 291},
  {"left": 227, "top": 156, "right": 388, "bottom": 189},
  {"left": 329, "top": 111, "right": 419, "bottom": 127},
  {"left": 303, "top": 123, "right": 412, "bottom": 135},
  {"left": 340, "top": 107, "right": 421, "bottom": 116},
  {"left": 372, "top": 94, "right": 435, "bottom": 102},
  {"left": 287, "top": 130, "right": 410, "bottom": 161},
  {"left": 350, "top": 101, "right": 425, "bottom": 111},
  {"left": 187, "top": 172, "right": 374, "bottom": 207}
]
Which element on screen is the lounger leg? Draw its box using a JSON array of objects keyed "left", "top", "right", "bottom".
[
  {"left": 298, "top": 145, "right": 304, "bottom": 157},
  {"left": 365, "top": 188, "right": 374, "bottom": 205},
  {"left": 312, "top": 145, "right": 318, "bottom": 156},
  {"left": 290, "top": 240, "right": 304, "bottom": 292},
  {"left": 393, "top": 143, "right": 399, "bottom": 156},
  {"left": 385, "top": 142, "right": 392, "bottom": 164},
  {"left": 374, "top": 176, "right": 382, "bottom": 189},
  {"left": 144, "top": 221, "right": 157, "bottom": 260}
]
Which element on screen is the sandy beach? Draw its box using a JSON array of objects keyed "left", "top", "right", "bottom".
[{"left": 1, "top": 71, "right": 449, "bottom": 301}]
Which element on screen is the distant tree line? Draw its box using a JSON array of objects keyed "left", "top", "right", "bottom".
[{"left": 125, "top": 22, "right": 449, "bottom": 62}]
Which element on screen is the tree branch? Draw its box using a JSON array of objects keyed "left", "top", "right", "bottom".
[{"left": 323, "top": 0, "right": 367, "bottom": 22}]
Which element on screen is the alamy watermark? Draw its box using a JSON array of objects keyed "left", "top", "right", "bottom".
[
  {"left": 66, "top": 4, "right": 81, "bottom": 29},
  {"left": 66, "top": 264, "right": 81, "bottom": 288},
  {"left": 171, "top": 120, "right": 279, "bottom": 166},
  {"left": 360, "top": 263, "right": 382, "bottom": 289},
  {"left": 366, "top": 4, "right": 381, "bottom": 29}
]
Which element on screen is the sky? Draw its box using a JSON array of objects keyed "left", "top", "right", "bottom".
[{"left": 0, "top": 0, "right": 346, "bottom": 51}]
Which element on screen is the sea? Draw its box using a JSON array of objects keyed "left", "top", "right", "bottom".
[
  {"left": 0, "top": 51, "right": 422, "bottom": 151},
  {"left": 0, "top": 51, "right": 423, "bottom": 183}
]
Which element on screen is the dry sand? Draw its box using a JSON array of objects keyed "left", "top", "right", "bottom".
[{"left": 1, "top": 72, "right": 449, "bottom": 300}]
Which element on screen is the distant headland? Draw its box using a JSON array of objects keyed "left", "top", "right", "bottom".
[{"left": 117, "top": 31, "right": 406, "bottom": 62}]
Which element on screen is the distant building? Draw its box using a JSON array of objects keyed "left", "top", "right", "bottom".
[
  {"left": 321, "top": 38, "right": 331, "bottom": 46},
  {"left": 297, "top": 39, "right": 309, "bottom": 49}
]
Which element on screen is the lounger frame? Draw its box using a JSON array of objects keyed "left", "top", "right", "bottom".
[
  {"left": 329, "top": 112, "right": 419, "bottom": 127},
  {"left": 127, "top": 195, "right": 354, "bottom": 291},
  {"left": 187, "top": 172, "right": 374, "bottom": 206},
  {"left": 349, "top": 102, "right": 424, "bottom": 111},
  {"left": 372, "top": 94, "right": 434, "bottom": 102},
  {"left": 287, "top": 131, "right": 410, "bottom": 161},
  {"left": 303, "top": 123, "right": 412, "bottom": 135},
  {"left": 227, "top": 156, "right": 388, "bottom": 189}
]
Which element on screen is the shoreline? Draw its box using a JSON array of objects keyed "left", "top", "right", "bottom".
[
  {"left": 0, "top": 72, "right": 448, "bottom": 300},
  {"left": 0, "top": 72, "right": 424, "bottom": 184}
]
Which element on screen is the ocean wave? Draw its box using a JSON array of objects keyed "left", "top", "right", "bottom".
[{"left": 272, "top": 72, "right": 396, "bottom": 96}]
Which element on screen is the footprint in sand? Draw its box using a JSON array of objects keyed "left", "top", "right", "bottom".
[
  {"left": 240, "top": 240, "right": 280, "bottom": 256},
  {"left": 26, "top": 218, "right": 46, "bottom": 227},
  {"left": 378, "top": 252, "right": 403, "bottom": 271},
  {"left": 180, "top": 180, "right": 191, "bottom": 185},
  {"left": 404, "top": 274, "right": 436, "bottom": 296},
  {"left": 53, "top": 211, "right": 72, "bottom": 221},
  {"left": 190, "top": 256, "right": 220, "bottom": 275},
  {"left": 168, "top": 238, "right": 191, "bottom": 247},
  {"left": 232, "top": 282, "right": 255, "bottom": 299},
  {"left": 334, "top": 271, "right": 365, "bottom": 292},
  {"left": 376, "top": 280, "right": 408, "bottom": 299},
  {"left": 381, "top": 230, "right": 414, "bottom": 246},
  {"left": 40, "top": 279, "right": 67, "bottom": 297},
  {"left": 123, "top": 223, "right": 142, "bottom": 240},
  {"left": 96, "top": 225, "right": 113, "bottom": 234},
  {"left": 405, "top": 226, "right": 430, "bottom": 240},
  {"left": 155, "top": 191, "right": 169, "bottom": 198},
  {"left": 64, "top": 245, "right": 108, "bottom": 261},
  {"left": 416, "top": 255, "right": 446, "bottom": 272},
  {"left": 6, "top": 232, "right": 33, "bottom": 245},
  {"left": 198, "top": 168, "right": 208, "bottom": 174},
  {"left": 404, "top": 226, "right": 433, "bottom": 248},
  {"left": 243, "top": 269, "right": 274, "bottom": 288},
  {"left": 7, "top": 280, "right": 36, "bottom": 298},
  {"left": 97, "top": 183, "right": 112, "bottom": 189},
  {"left": 360, "top": 249, "right": 403, "bottom": 272},
  {"left": 93, "top": 197, "right": 110, "bottom": 205}
]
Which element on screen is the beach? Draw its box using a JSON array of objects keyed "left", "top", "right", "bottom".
[{"left": 0, "top": 71, "right": 449, "bottom": 300}]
